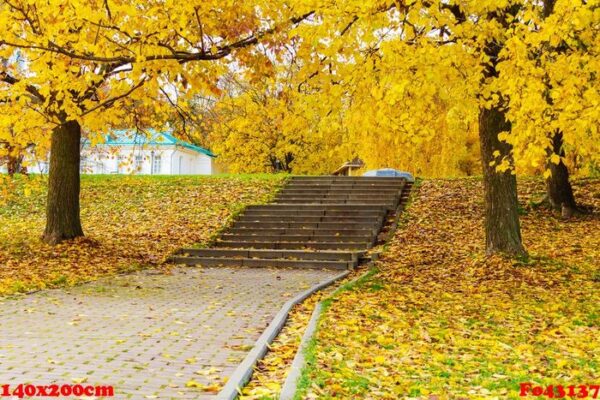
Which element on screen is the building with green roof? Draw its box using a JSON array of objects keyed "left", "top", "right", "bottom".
[{"left": 81, "top": 129, "right": 216, "bottom": 175}]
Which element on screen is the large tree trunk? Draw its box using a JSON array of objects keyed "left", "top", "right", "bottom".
[
  {"left": 43, "top": 120, "right": 84, "bottom": 244},
  {"left": 479, "top": 107, "right": 527, "bottom": 256},
  {"left": 478, "top": 7, "right": 526, "bottom": 257},
  {"left": 546, "top": 131, "right": 577, "bottom": 211},
  {"left": 541, "top": 1, "right": 577, "bottom": 213}
]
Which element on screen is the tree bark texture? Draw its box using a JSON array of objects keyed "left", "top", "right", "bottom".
[
  {"left": 479, "top": 107, "right": 527, "bottom": 256},
  {"left": 43, "top": 120, "right": 84, "bottom": 244}
]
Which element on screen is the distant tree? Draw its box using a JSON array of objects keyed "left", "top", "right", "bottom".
[
  {"left": 0, "top": 1, "right": 313, "bottom": 243},
  {"left": 288, "top": 0, "right": 598, "bottom": 255}
]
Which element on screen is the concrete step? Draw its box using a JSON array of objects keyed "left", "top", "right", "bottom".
[
  {"left": 214, "top": 241, "right": 371, "bottom": 250},
  {"left": 278, "top": 189, "right": 401, "bottom": 195},
  {"left": 289, "top": 176, "right": 405, "bottom": 180},
  {"left": 231, "top": 221, "right": 380, "bottom": 230},
  {"left": 286, "top": 178, "right": 404, "bottom": 183},
  {"left": 246, "top": 204, "right": 388, "bottom": 211},
  {"left": 228, "top": 227, "right": 376, "bottom": 236},
  {"left": 220, "top": 234, "right": 375, "bottom": 243},
  {"left": 273, "top": 197, "right": 396, "bottom": 203},
  {"left": 275, "top": 194, "right": 399, "bottom": 200},
  {"left": 236, "top": 215, "right": 382, "bottom": 224},
  {"left": 171, "top": 256, "right": 351, "bottom": 270},
  {"left": 272, "top": 200, "right": 397, "bottom": 208},
  {"left": 282, "top": 188, "right": 402, "bottom": 195},
  {"left": 288, "top": 179, "right": 406, "bottom": 185},
  {"left": 285, "top": 184, "right": 404, "bottom": 190},
  {"left": 277, "top": 189, "right": 402, "bottom": 196},
  {"left": 176, "top": 248, "right": 361, "bottom": 261},
  {"left": 271, "top": 201, "right": 395, "bottom": 208},
  {"left": 242, "top": 209, "right": 385, "bottom": 217},
  {"left": 285, "top": 179, "right": 404, "bottom": 184}
]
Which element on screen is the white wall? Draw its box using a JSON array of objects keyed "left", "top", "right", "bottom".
[
  {"left": 2, "top": 145, "right": 213, "bottom": 176},
  {"left": 81, "top": 145, "right": 213, "bottom": 175},
  {"left": 170, "top": 148, "right": 213, "bottom": 175},
  {"left": 196, "top": 154, "right": 213, "bottom": 175}
]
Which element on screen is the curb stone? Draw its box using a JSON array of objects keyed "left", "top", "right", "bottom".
[
  {"left": 278, "top": 268, "right": 374, "bottom": 400},
  {"left": 279, "top": 301, "right": 321, "bottom": 400},
  {"left": 217, "top": 270, "right": 350, "bottom": 400}
]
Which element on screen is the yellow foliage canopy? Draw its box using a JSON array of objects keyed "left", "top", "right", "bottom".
[
  {"left": 0, "top": 0, "right": 313, "bottom": 162},
  {"left": 1, "top": 0, "right": 598, "bottom": 177}
]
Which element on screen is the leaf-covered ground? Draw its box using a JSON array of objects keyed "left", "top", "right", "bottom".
[
  {"left": 242, "top": 178, "right": 599, "bottom": 400},
  {"left": 0, "top": 174, "right": 283, "bottom": 296},
  {"left": 297, "top": 178, "right": 599, "bottom": 399}
]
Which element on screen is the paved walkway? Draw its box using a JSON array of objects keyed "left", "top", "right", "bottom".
[{"left": 0, "top": 267, "right": 337, "bottom": 399}]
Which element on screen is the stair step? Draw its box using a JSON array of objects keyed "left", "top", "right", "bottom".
[
  {"left": 285, "top": 183, "right": 404, "bottom": 187},
  {"left": 171, "top": 256, "right": 351, "bottom": 270},
  {"left": 277, "top": 187, "right": 402, "bottom": 197},
  {"left": 284, "top": 184, "right": 404, "bottom": 190},
  {"left": 228, "top": 228, "right": 375, "bottom": 236},
  {"left": 232, "top": 221, "right": 380, "bottom": 230},
  {"left": 289, "top": 176, "right": 405, "bottom": 181},
  {"left": 176, "top": 248, "right": 361, "bottom": 261},
  {"left": 242, "top": 209, "right": 385, "bottom": 217},
  {"left": 273, "top": 199, "right": 393, "bottom": 209},
  {"left": 214, "top": 241, "right": 371, "bottom": 250},
  {"left": 277, "top": 190, "right": 402, "bottom": 196},
  {"left": 275, "top": 193, "right": 400, "bottom": 203},
  {"left": 286, "top": 179, "right": 404, "bottom": 183},
  {"left": 237, "top": 215, "right": 382, "bottom": 223},
  {"left": 247, "top": 204, "right": 388, "bottom": 211},
  {"left": 288, "top": 181, "right": 405, "bottom": 186},
  {"left": 220, "top": 234, "right": 374, "bottom": 243},
  {"left": 273, "top": 199, "right": 396, "bottom": 206}
]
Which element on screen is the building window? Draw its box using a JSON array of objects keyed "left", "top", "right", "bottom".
[
  {"left": 152, "top": 155, "right": 161, "bottom": 174},
  {"left": 135, "top": 155, "right": 143, "bottom": 172}
]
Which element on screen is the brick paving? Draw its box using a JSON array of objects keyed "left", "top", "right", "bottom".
[{"left": 0, "top": 267, "right": 337, "bottom": 399}]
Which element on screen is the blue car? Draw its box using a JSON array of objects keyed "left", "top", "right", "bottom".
[{"left": 363, "top": 168, "right": 415, "bottom": 182}]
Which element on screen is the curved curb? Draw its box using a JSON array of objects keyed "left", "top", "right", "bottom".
[
  {"left": 217, "top": 270, "right": 350, "bottom": 400},
  {"left": 279, "top": 302, "right": 322, "bottom": 400},
  {"left": 278, "top": 269, "right": 373, "bottom": 400}
]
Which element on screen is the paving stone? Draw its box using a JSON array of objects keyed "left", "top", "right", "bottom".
[{"left": 0, "top": 266, "right": 337, "bottom": 399}]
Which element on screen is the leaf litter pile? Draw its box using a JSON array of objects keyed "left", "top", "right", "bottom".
[
  {"left": 0, "top": 175, "right": 282, "bottom": 295},
  {"left": 246, "top": 178, "right": 599, "bottom": 400}
]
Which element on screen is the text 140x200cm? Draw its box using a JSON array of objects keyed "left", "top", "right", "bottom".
[{"left": 1, "top": 384, "right": 114, "bottom": 398}]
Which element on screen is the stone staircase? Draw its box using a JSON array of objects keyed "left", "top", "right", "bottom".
[{"left": 172, "top": 176, "right": 412, "bottom": 270}]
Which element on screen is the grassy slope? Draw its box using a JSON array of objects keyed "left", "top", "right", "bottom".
[
  {"left": 296, "top": 178, "right": 599, "bottom": 400},
  {"left": 0, "top": 174, "right": 284, "bottom": 296}
]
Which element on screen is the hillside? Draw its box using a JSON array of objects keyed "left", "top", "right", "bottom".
[{"left": 0, "top": 175, "right": 283, "bottom": 295}]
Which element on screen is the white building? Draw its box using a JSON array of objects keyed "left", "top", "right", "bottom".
[
  {"left": 81, "top": 129, "right": 216, "bottom": 175},
  {"left": 1, "top": 130, "right": 216, "bottom": 175}
]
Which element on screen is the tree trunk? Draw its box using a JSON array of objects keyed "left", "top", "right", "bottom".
[
  {"left": 7, "top": 152, "right": 27, "bottom": 176},
  {"left": 43, "top": 120, "right": 84, "bottom": 244},
  {"left": 540, "top": 1, "right": 577, "bottom": 213},
  {"left": 6, "top": 144, "right": 17, "bottom": 176},
  {"left": 478, "top": 6, "right": 526, "bottom": 257},
  {"left": 546, "top": 133, "right": 577, "bottom": 212},
  {"left": 479, "top": 107, "right": 527, "bottom": 256}
]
